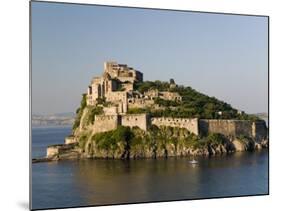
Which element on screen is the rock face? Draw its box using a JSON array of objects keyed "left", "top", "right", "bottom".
[
  {"left": 65, "top": 136, "right": 77, "bottom": 144},
  {"left": 232, "top": 139, "right": 247, "bottom": 152},
  {"left": 261, "top": 139, "right": 269, "bottom": 148},
  {"left": 46, "top": 143, "right": 82, "bottom": 160},
  {"left": 42, "top": 130, "right": 268, "bottom": 162},
  {"left": 255, "top": 143, "right": 262, "bottom": 150}
]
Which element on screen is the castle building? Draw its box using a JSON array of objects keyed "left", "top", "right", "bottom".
[
  {"left": 144, "top": 89, "right": 182, "bottom": 101},
  {"left": 86, "top": 61, "right": 185, "bottom": 114},
  {"left": 78, "top": 61, "right": 268, "bottom": 142},
  {"left": 86, "top": 61, "right": 143, "bottom": 113}
]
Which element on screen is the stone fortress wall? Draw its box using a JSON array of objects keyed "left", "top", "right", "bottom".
[
  {"left": 251, "top": 121, "right": 268, "bottom": 141},
  {"left": 91, "top": 115, "right": 267, "bottom": 142},
  {"left": 151, "top": 117, "right": 199, "bottom": 135},
  {"left": 199, "top": 119, "right": 268, "bottom": 141},
  {"left": 91, "top": 114, "right": 199, "bottom": 135},
  {"left": 90, "top": 114, "right": 149, "bottom": 132},
  {"left": 92, "top": 115, "right": 121, "bottom": 134},
  {"left": 121, "top": 114, "right": 149, "bottom": 131},
  {"left": 199, "top": 120, "right": 237, "bottom": 137}
]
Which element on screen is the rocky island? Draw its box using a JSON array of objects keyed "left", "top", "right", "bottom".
[{"left": 34, "top": 61, "right": 268, "bottom": 162}]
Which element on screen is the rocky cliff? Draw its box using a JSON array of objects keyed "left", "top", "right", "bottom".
[{"left": 40, "top": 103, "right": 268, "bottom": 162}]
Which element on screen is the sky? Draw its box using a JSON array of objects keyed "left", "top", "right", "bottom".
[{"left": 31, "top": 2, "right": 268, "bottom": 115}]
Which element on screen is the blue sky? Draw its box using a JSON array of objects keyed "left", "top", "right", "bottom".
[{"left": 31, "top": 2, "right": 268, "bottom": 115}]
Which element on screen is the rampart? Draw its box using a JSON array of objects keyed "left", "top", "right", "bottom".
[
  {"left": 91, "top": 114, "right": 268, "bottom": 141},
  {"left": 93, "top": 115, "right": 121, "bottom": 134},
  {"left": 252, "top": 120, "right": 268, "bottom": 141},
  {"left": 92, "top": 114, "right": 149, "bottom": 133},
  {"left": 199, "top": 119, "right": 268, "bottom": 141},
  {"left": 121, "top": 114, "right": 149, "bottom": 131},
  {"left": 151, "top": 117, "right": 199, "bottom": 135}
]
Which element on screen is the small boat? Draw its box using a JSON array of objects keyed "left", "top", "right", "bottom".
[{"left": 189, "top": 159, "right": 198, "bottom": 164}]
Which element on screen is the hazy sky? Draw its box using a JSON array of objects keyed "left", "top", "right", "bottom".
[{"left": 31, "top": 2, "right": 268, "bottom": 115}]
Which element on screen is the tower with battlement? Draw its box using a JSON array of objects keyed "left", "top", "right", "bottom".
[{"left": 86, "top": 61, "right": 143, "bottom": 114}]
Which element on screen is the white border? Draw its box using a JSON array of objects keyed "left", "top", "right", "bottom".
[{"left": 1, "top": 0, "right": 280, "bottom": 211}]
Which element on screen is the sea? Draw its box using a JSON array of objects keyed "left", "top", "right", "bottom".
[{"left": 31, "top": 126, "right": 269, "bottom": 210}]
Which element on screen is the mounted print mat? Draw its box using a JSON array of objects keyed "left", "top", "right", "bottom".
[{"left": 30, "top": 1, "right": 269, "bottom": 210}]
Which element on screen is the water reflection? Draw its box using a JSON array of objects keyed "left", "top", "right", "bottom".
[{"left": 68, "top": 150, "right": 268, "bottom": 206}]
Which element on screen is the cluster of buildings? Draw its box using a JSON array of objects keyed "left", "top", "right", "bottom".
[
  {"left": 82, "top": 62, "right": 267, "bottom": 142},
  {"left": 86, "top": 61, "right": 181, "bottom": 115}
]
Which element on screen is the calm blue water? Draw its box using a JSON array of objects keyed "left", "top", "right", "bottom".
[
  {"left": 32, "top": 126, "right": 72, "bottom": 159},
  {"left": 32, "top": 126, "right": 269, "bottom": 210}
]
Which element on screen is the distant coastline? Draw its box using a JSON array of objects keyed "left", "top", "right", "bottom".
[
  {"left": 32, "top": 112, "right": 75, "bottom": 126},
  {"left": 254, "top": 113, "right": 268, "bottom": 121}
]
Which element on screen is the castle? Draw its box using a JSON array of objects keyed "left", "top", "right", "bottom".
[
  {"left": 81, "top": 61, "right": 267, "bottom": 141},
  {"left": 86, "top": 61, "right": 181, "bottom": 115}
]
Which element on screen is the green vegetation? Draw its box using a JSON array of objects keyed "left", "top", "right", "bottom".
[
  {"left": 87, "top": 126, "right": 233, "bottom": 156},
  {"left": 116, "top": 84, "right": 126, "bottom": 91},
  {"left": 86, "top": 106, "right": 103, "bottom": 124},
  {"left": 235, "top": 113, "right": 261, "bottom": 121},
  {"left": 183, "top": 134, "right": 204, "bottom": 149},
  {"left": 92, "top": 126, "right": 134, "bottom": 158},
  {"left": 80, "top": 93, "right": 87, "bottom": 110},
  {"left": 134, "top": 80, "right": 171, "bottom": 93},
  {"left": 130, "top": 126, "right": 149, "bottom": 155},
  {"left": 135, "top": 80, "right": 260, "bottom": 120},
  {"left": 96, "top": 97, "right": 106, "bottom": 105},
  {"left": 127, "top": 107, "right": 149, "bottom": 114},
  {"left": 96, "top": 97, "right": 112, "bottom": 107},
  {"left": 206, "top": 133, "right": 227, "bottom": 145},
  {"left": 236, "top": 134, "right": 255, "bottom": 151},
  {"left": 87, "top": 125, "right": 212, "bottom": 157},
  {"left": 78, "top": 131, "right": 91, "bottom": 149},
  {"left": 72, "top": 95, "right": 104, "bottom": 132},
  {"left": 73, "top": 79, "right": 260, "bottom": 134},
  {"left": 72, "top": 94, "right": 87, "bottom": 131},
  {"left": 154, "top": 97, "right": 180, "bottom": 107},
  {"left": 237, "top": 134, "right": 251, "bottom": 140},
  {"left": 178, "top": 133, "right": 227, "bottom": 149}
]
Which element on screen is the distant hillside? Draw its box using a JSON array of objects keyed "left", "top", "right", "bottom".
[
  {"left": 254, "top": 112, "right": 268, "bottom": 119},
  {"left": 32, "top": 112, "right": 75, "bottom": 126}
]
